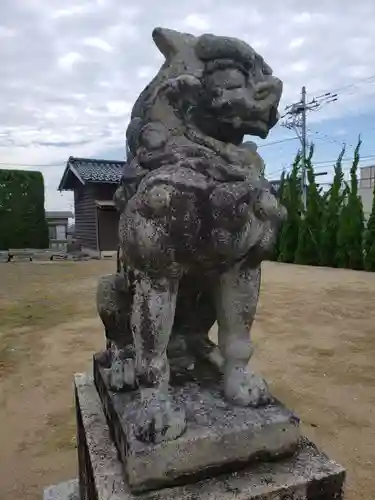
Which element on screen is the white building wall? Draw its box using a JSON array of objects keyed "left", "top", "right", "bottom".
[{"left": 359, "top": 165, "right": 375, "bottom": 221}]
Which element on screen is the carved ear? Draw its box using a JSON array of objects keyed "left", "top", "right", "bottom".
[
  {"left": 126, "top": 117, "right": 143, "bottom": 155},
  {"left": 152, "top": 27, "right": 196, "bottom": 59},
  {"left": 242, "top": 141, "right": 258, "bottom": 153}
]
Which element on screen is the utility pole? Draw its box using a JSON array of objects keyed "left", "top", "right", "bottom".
[
  {"left": 301, "top": 86, "right": 307, "bottom": 209},
  {"left": 281, "top": 87, "right": 338, "bottom": 209}
]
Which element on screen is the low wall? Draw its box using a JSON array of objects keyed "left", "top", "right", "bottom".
[
  {"left": 1, "top": 248, "right": 67, "bottom": 262},
  {"left": 0, "top": 247, "right": 104, "bottom": 263}
]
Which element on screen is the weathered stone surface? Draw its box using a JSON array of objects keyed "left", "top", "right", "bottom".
[
  {"left": 43, "top": 27, "right": 346, "bottom": 500},
  {"left": 0, "top": 251, "right": 9, "bottom": 262},
  {"left": 9, "top": 253, "right": 33, "bottom": 262},
  {"left": 96, "top": 266, "right": 136, "bottom": 392},
  {"left": 75, "top": 373, "right": 346, "bottom": 500},
  {"left": 93, "top": 27, "right": 289, "bottom": 444},
  {"left": 43, "top": 479, "right": 79, "bottom": 500},
  {"left": 94, "top": 353, "right": 301, "bottom": 492},
  {"left": 31, "top": 253, "right": 54, "bottom": 261}
]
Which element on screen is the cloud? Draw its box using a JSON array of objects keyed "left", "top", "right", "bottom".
[
  {"left": 289, "top": 37, "right": 305, "bottom": 49},
  {"left": 58, "top": 52, "right": 84, "bottom": 71},
  {"left": 106, "top": 101, "right": 132, "bottom": 116},
  {"left": 0, "top": 0, "right": 374, "bottom": 209},
  {"left": 183, "top": 13, "right": 211, "bottom": 31},
  {"left": 38, "top": 140, "right": 92, "bottom": 148},
  {"left": 52, "top": 5, "right": 92, "bottom": 19},
  {"left": 83, "top": 37, "right": 113, "bottom": 52},
  {"left": 290, "top": 61, "right": 309, "bottom": 73}
]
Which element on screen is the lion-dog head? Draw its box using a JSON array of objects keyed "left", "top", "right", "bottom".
[{"left": 116, "top": 28, "right": 285, "bottom": 274}]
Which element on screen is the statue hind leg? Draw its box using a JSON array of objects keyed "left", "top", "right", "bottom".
[
  {"left": 131, "top": 270, "right": 186, "bottom": 443},
  {"left": 171, "top": 275, "right": 223, "bottom": 371},
  {"left": 96, "top": 273, "right": 135, "bottom": 391},
  {"left": 214, "top": 261, "right": 271, "bottom": 407}
]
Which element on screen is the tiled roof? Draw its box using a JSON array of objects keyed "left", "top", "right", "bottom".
[
  {"left": 46, "top": 211, "right": 74, "bottom": 219},
  {"left": 58, "top": 156, "right": 126, "bottom": 191},
  {"left": 68, "top": 156, "right": 125, "bottom": 184},
  {"left": 59, "top": 156, "right": 285, "bottom": 193}
]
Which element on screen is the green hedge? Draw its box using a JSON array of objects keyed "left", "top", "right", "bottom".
[{"left": 0, "top": 169, "right": 49, "bottom": 250}]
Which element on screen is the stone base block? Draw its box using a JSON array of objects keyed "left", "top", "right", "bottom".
[
  {"left": 94, "top": 353, "right": 301, "bottom": 493},
  {"left": 75, "top": 372, "right": 345, "bottom": 500},
  {"left": 0, "top": 251, "right": 9, "bottom": 263},
  {"left": 43, "top": 479, "right": 79, "bottom": 500}
]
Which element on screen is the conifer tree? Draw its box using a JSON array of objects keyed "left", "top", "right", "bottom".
[
  {"left": 295, "top": 144, "right": 324, "bottom": 265},
  {"left": 278, "top": 152, "right": 302, "bottom": 263},
  {"left": 319, "top": 145, "right": 346, "bottom": 267},
  {"left": 269, "top": 170, "right": 286, "bottom": 261},
  {"left": 363, "top": 179, "right": 375, "bottom": 271},
  {"left": 336, "top": 137, "right": 364, "bottom": 270}
]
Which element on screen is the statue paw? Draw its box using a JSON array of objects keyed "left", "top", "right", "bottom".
[
  {"left": 108, "top": 357, "right": 136, "bottom": 392},
  {"left": 135, "top": 390, "right": 186, "bottom": 444},
  {"left": 224, "top": 365, "right": 272, "bottom": 407}
]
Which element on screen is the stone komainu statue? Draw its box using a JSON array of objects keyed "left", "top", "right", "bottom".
[{"left": 97, "top": 27, "right": 286, "bottom": 444}]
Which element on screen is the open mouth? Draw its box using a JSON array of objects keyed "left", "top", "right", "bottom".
[
  {"left": 219, "top": 103, "right": 279, "bottom": 129},
  {"left": 268, "top": 106, "right": 279, "bottom": 127}
]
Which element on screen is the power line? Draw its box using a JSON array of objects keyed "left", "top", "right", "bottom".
[
  {"left": 259, "top": 129, "right": 348, "bottom": 151},
  {"left": 281, "top": 86, "right": 339, "bottom": 208},
  {"left": 0, "top": 161, "right": 64, "bottom": 167},
  {"left": 266, "top": 152, "right": 375, "bottom": 180},
  {"left": 307, "top": 128, "right": 353, "bottom": 149},
  {"left": 313, "top": 154, "right": 375, "bottom": 166},
  {"left": 258, "top": 137, "right": 299, "bottom": 148},
  {"left": 265, "top": 75, "right": 375, "bottom": 174},
  {"left": 313, "top": 74, "right": 375, "bottom": 98},
  {"left": 267, "top": 168, "right": 287, "bottom": 179}
]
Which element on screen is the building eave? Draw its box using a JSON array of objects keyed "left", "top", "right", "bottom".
[
  {"left": 58, "top": 157, "right": 86, "bottom": 191},
  {"left": 89, "top": 179, "right": 121, "bottom": 184},
  {"left": 46, "top": 210, "right": 74, "bottom": 219},
  {"left": 95, "top": 200, "right": 116, "bottom": 208}
]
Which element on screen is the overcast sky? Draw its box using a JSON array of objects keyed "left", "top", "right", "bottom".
[{"left": 1, "top": 0, "right": 375, "bottom": 211}]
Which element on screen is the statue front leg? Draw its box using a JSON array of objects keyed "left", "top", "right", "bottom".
[
  {"left": 214, "top": 262, "right": 271, "bottom": 407},
  {"left": 131, "top": 270, "right": 186, "bottom": 443}
]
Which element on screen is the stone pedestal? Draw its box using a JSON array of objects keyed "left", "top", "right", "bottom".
[
  {"left": 93, "top": 354, "right": 301, "bottom": 493},
  {"left": 72, "top": 372, "right": 345, "bottom": 500},
  {"left": 43, "top": 479, "right": 79, "bottom": 500}
]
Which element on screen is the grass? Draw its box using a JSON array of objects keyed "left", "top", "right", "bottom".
[
  {"left": 0, "top": 260, "right": 374, "bottom": 500},
  {"left": 0, "top": 295, "right": 90, "bottom": 375},
  {"left": 0, "top": 262, "right": 103, "bottom": 375}
]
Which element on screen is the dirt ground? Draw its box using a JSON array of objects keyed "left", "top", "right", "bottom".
[{"left": 0, "top": 261, "right": 374, "bottom": 500}]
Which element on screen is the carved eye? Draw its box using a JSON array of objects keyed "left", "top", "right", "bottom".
[
  {"left": 261, "top": 63, "right": 272, "bottom": 76},
  {"left": 208, "top": 68, "right": 247, "bottom": 90}
]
